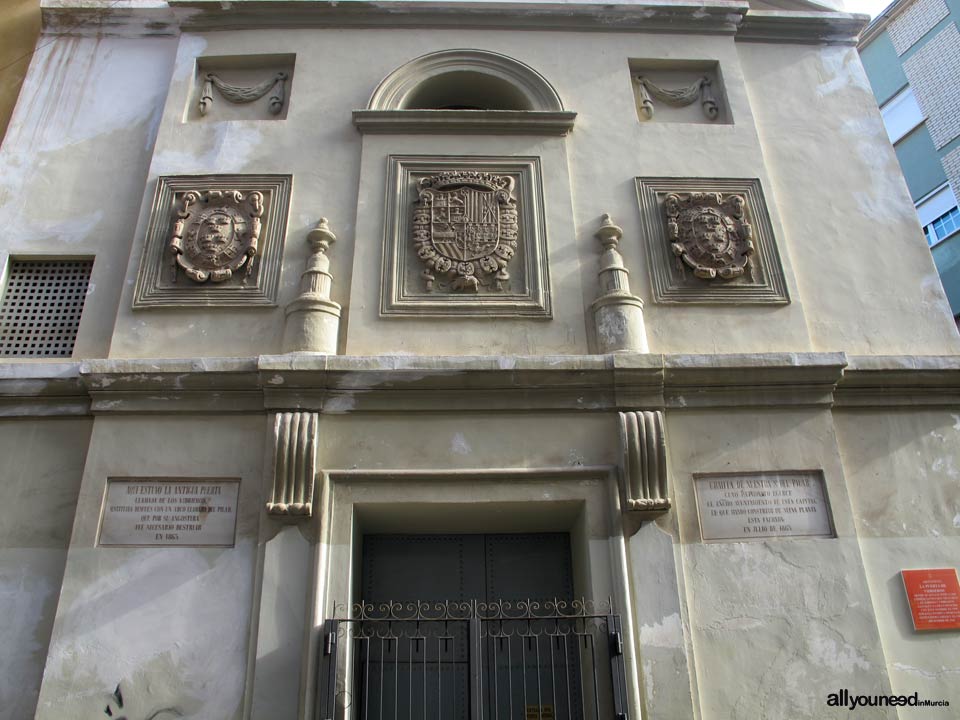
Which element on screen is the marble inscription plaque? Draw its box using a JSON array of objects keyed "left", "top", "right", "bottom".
[
  {"left": 99, "top": 479, "right": 240, "bottom": 547},
  {"left": 694, "top": 471, "right": 834, "bottom": 541}
]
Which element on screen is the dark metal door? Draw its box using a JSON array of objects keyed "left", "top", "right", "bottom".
[
  {"left": 358, "top": 533, "right": 574, "bottom": 720},
  {"left": 318, "top": 533, "right": 628, "bottom": 720}
]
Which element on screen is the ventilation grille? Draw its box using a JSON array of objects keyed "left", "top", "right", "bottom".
[{"left": 0, "top": 259, "right": 93, "bottom": 357}]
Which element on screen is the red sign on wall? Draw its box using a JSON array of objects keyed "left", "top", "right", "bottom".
[{"left": 901, "top": 568, "right": 960, "bottom": 631}]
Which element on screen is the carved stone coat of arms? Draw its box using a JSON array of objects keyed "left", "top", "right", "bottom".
[
  {"left": 412, "top": 171, "right": 519, "bottom": 293},
  {"left": 169, "top": 189, "right": 264, "bottom": 283},
  {"left": 664, "top": 192, "right": 753, "bottom": 280}
]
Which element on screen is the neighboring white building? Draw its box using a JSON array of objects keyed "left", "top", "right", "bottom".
[
  {"left": 1, "top": 1, "right": 959, "bottom": 719},
  {"left": 859, "top": 0, "right": 960, "bottom": 324}
]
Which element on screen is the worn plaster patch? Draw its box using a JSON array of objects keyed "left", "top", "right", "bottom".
[
  {"left": 43, "top": 541, "right": 254, "bottom": 718},
  {"left": 451, "top": 432, "right": 471, "bottom": 456},
  {"left": 323, "top": 395, "right": 356, "bottom": 413},
  {"left": 931, "top": 454, "right": 959, "bottom": 478},
  {"left": 4, "top": 37, "right": 173, "bottom": 155},
  {"left": 808, "top": 632, "right": 870, "bottom": 673},
  {"left": 893, "top": 662, "right": 960, "bottom": 679},
  {"left": 174, "top": 34, "right": 209, "bottom": 82},
  {"left": 953, "top": 513, "right": 960, "bottom": 528},
  {"left": 639, "top": 612, "right": 683, "bottom": 649},
  {"left": 150, "top": 124, "right": 265, "bottom": 175},
  {"left": 816, "top": 47, "right": 872, "bottom": 96}
]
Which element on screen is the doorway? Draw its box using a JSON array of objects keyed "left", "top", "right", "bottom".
[
  {"left": 361, "top": 532, "right": 575, "bottom": 606},
  {"left": 313, "top": 473, "right": 636, "bottom": 720},
  {"left": 328, "top": 532, "right": 624, "bottom": 720}
]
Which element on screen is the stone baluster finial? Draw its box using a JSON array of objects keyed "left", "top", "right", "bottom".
[
  {"left": 591, "top": 214, "right": 649, "bottom": 353},
  {"left": 282, "top": 218, "right": 342, "bottom": 353}
]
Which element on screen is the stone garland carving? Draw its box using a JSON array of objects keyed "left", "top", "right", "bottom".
[
  {"left": 267, "top": 412, "right": 318, "bottom": 519},
  {"left": 412, "top": 171, "right": 519, "bottom": 293},
  {"left": 169, "top": 189, "right": 263, "bottom": 283},
  {"left": 665, "top": 191, "right": 754, "bottom": 280},
  {"left": 199, "top": 72, "right": 287, "bottom": 116},
  {"left": 282, "top": 218, "right": 342, "bottom": 353},
  {"left": 618, "top": 411, "right": 671, "bottom": 519},
  {"left": 635, "top": 76, "right": 718, "bottom": 121},
  {"left": 591, "top": 214, "right": 648, "bottom": 353}
]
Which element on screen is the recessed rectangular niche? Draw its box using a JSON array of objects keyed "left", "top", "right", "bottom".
[
  {"left": 133, "top": 174, "right": 292, "bottom": 308},
  {"left": 629, "top": 59, "right": 730, "bottom": 125},
  {"left": 635, "top": 177, "right": 789, "bottom": 304},
  {"left": 381, "top": 155, "right": 551, "bottom": 317},
  {"left": 186, "top": 54, "right": 295, "bottom": 122}
]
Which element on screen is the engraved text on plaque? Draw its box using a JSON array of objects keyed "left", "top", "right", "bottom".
[
  {"left": 99, "top": 478, "right": 240, "bottom": 547},
  {"left": 694, "top": 471, "right": 834, "bottom": 541}
]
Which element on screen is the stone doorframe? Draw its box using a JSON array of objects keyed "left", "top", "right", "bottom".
[{"left": 244, "top": 466, "right": 699, "bottom": 720}]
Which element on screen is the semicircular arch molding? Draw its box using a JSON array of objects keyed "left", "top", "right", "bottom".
[{"left": 367, "top": 49, "right": 566, "bottom": 112}]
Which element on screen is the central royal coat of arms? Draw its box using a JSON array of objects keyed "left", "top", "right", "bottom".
[{"left": 412, "top": 171, "right": 519, "bottom": 292}]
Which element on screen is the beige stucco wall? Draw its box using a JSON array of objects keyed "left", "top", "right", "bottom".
[
  {"left": 835, "top": 409, "right": 960, "bottom": 719},
  {"left": 0, "top": 417, "right": 91, "bottom": 720},
  {"left": 668, "top": 408, "right": 894, "bottom": 719},
  {"left": 33, "top": 415, "right": 266, "bottom": 720},
  {"left": 97, "top": 26, "right": 960, "bottom": 358},
  {"left": 32, "top": 406, "right": 960, "bottom": 720},
  {"left": 738, "top": 41, "right": 960, "bottom": 354},
  {"left": 3, "top": 5, "right": 959, "bottom": 720},
  {"left": 0, "top": 33, "right": 177, "bottom": 359}
]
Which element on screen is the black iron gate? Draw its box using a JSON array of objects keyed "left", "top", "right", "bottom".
[{"left": 317, "top": 599, "right": 630, "bottom": 720}]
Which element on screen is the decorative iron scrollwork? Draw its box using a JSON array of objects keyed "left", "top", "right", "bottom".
[{"left": 333, "top": 596, "right": 614, "bottom": 621}]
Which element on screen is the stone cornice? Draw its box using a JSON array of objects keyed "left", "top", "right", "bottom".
[
  {"left": 737, "top": 10, "right": 869, "bottom": 45},
  {"left": 833, "top": 355, "right": 960, "bottom": 408},
  {"left": 168, "top": 0, "right": 747, "bottom": 34},
  {"left": 3, "top": 353, "right": 960, "bottom": 416},
  {"left": 40, "top": 0, "right": 866, "bottom": 44},
  {"left": 0, "top": 362, "right": 90, "bottom": 417},
  {"left": 352, "top": 110, "right": 578, "bottom": 135}
]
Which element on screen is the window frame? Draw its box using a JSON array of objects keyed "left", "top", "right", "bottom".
[{"left": 880, "top": 86, "right": 925, "bottom": 145}]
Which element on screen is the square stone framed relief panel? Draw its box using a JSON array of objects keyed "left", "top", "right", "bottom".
[
  {"left": 382, "top": 155, "right": 551, "bottom": 317},
  {"left": 635, "top": 177, "right": 789, "bottom": 304},
  {"left": 133, "top": 174, "right": 292, "bottom": 308}
]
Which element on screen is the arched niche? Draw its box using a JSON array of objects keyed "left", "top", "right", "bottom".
[{"left": 353, "top": 49, "right": 577, "bottom": 135}]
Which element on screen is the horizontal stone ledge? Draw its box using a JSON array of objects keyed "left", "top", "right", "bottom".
[
  {"left": 352, "top": 110, "right": 578, "bottom": 136},
  {"left": 736, "top": 10, "right": 868, "bottom": 45},
  {"left": 42, "top": 0, "right": 748, "bottom": 37},
  {"left": 40, "top": 1, "right": 867, "bottom": 44},
  {"left": 2, "top": 353, "right": 959, "bottom": 415},
  {"left": 833, "top": 355, "right": 960, "bottom": 408}
]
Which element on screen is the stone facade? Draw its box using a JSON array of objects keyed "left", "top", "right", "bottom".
[{"left": 1, "top": 2, "right": 959, "bottom": 720}]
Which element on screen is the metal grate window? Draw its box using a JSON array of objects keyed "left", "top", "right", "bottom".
[{"left": 0, "top": 259, "right": 93, "bottom": 357}]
